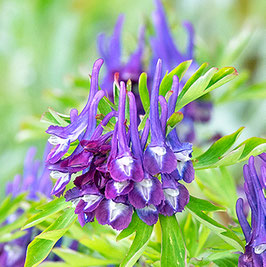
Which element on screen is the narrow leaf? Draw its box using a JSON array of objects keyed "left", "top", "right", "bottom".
[
  {"left": 160, "top": 215, "right": 186, "bottom": 267},
  {"left": 120, "top": 213, "right": 153, "bottom": 267},
  {"left": 25, "top": 208, "right": 76, "bottom": 267},
  {"left": 138, "top": 72, "right": 150, "bottom": 112}
]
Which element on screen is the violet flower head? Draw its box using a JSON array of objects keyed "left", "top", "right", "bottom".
[
  {"left": 46, "top": 57, "right": 194, "bottom": 231},
  {"left": 236, "top": 155, "right": 266, "bottom": 266}
]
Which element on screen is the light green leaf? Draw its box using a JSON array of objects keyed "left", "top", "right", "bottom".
[
  {"left": 196, "top": 167, "right": 238, "bottom": 217},
  {"left": 53, "top": 248, "right": 118, "bottom": 266},
  {"left": 159, "top": 215, "right": 186, "bottom": 267},
  {"left": 186, "top": 197, "right": 244, "bottom": 252},
  {"left": 159, "top": 60, "right": 192, "bottom": 97},
  {"left": 193, "top": 127, "right": 244, "bottom": 169},
  {"left": 41, "top": 108, "right": 69, "bottom": 126},
  {"left": 234, "top": 137, "right": 266, "bottom": 161},
  {"left": 80, "top": 234, "right": 127, "bottom": 261},
  {"left": 0, "top": 193, "right": 26, "bottom": 224},
  {"left": 119, "top": 212, "right": 153, "bottom": 267},
  {"left": 25, "top": 208, "right": 76, "bottom": 267},
  {"left": 139, "top": 72, "right": 150, "bottom": 112},
  {"left": 22, "top": 197, "right": 71, "bottom": 230},
  {"left": 39, "top": 261, "right": 70, "bottom": 267},
  {"left": 176, "top": 66, "right": 237, "bottom": 111},
  {"left": 166, "top": 111, "right": 183, "bottom": 136}
]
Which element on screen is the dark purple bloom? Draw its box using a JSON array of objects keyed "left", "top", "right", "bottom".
[
  {"left": 128, "top": 174, "right": 164, "bottom": 209},
  {"left": 109, "top": 82, "right": 144, "bottom": 182},
  {"left": 236, "top": 156, "right": 266, "bottom": 266},
  {"left": 95, "top": 198, "right": 133, "bottom": 230},
  {"left": 46, "top": 59, "right": 104, "bottom": 164},
  {"left": 143, "top": 59, "right": 177, "bottom": 175},
  {"left": 158, "top": 173, "right": 190, "bottom": 216},
  {"left": 136, "top": 205, "right": 159, "bottom": 225}
]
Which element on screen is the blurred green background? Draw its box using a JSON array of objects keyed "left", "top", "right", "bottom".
[{"left": 0, "top": 0, "right": 265, "bottom": 195}]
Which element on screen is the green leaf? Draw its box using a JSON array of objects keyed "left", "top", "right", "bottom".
[
  {"left": 98, "top": 97, "right": 113, "bottom": 116},
  {"left": 22, "top": 197, "right": 70, "bottom": 230},
  {"left": 186, "top": 197, "right": 244, "bottom": 252},
  {"left": 159, "top": 60, "right": 192, "bottom": 97},
  {"left": 38, "top": 261, "right": 70, "bottom": 267},
  {"left": 181, "top": 63, "right": 209, "bottom": 96},
  {"left": 53, "top": 248, "right": 118, "bottom": 266},
  {"left": 138, "top": 72, "right": 150, "bottom": 112},
  {"left": 193, "top": 127, "right": 244, "bottom": 169},
  {"left": 187, "top": 196, "right": 225, "bottom": 212},
  {"left": 175, "top": 66, "right": 237, "bottom": 111},
  {"left": 166, "top": 112, "right": 183, "bottom": 136},
  {"left": 0, "top": 193, "right": 26, "bottom": 224},
  {"left": 41, "top": 108, "right": 69, "bottom": 126},
  {"left": 138, "top": 107, "right": 150, "bottom": 131},
  {"left": 119, "top": 212, "right": 153, "bottom": 267},
  {"left": 195, "top": 168, "right": 238, "bottom": 217},
  {"left": 159, "top": 215, "right": 186, "bottom": 267},
  {"left": 234, "top": 137, "right": 266, "bottom": 161},
  {"left": 25, "top": 208, "right": 76, "bottom": 267},
  {"left": 79, "top": 234, "right": 127, "bottom": 261}
]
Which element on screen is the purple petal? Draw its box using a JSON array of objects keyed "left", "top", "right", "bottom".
[
  {"left": 159, "top": 181, "right": 190, "bottom": 216},
  {"left": 128, "top": 175, "right": 164, "bottom": 208},
  {"left": 46, "top": 141, "right": 70, "bottom": 164},
  {"left": 75, "top": 194, "right": 103, "bottom": 213},
  {"left": 136, "top": 205, "right": 159, "bottom": 225},
  {"left": 236, "top": 198, "right": 251, "bottom": 242},
  {"left": 51, "top": 171, "right": 71, "bottom": 197},
  {"left": 95, "top": 199, "right": 133, "bottom": 230},
  {"left": 78, "top": 211, "right": 95, "bottom": 227},
  {"left": 105, "top": 180, "right": 134, "bottom": 199},
  {"left": 143, "top": 145, "right": 177, "bottom": 175},
  {"left": 46, "top": 59, "right": 103, "bottom": 140},
  {"left": 109, "top": 154, "right": 144, "bottom": 182}
]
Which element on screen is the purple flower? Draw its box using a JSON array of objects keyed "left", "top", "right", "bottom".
[
  {"left": 95, "top": 198, "right": 133, "bottom": 230},
  {"left": 158, "top": 173, "right": 190, "bottom": 216},
  {"left": 236, "top": 155, "right": 266, "bottom": 266},
  {"left": 46, "top": 59, "right": 104, "bottom": 164},
  {"left": 109, "top": 82, "right": 144, "bottom": 182},
  {"left": 143, "top": 59, "right": 177, "bottom": 175},
  {"left": 166, "top": 76, "right": 195, "bottom": 183}
]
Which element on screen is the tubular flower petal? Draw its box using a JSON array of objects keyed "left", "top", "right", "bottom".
[{"left": 236, "top": 155, "right": 266, "bottom": 266}]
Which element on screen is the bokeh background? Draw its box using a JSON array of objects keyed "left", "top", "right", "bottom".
[{"left": 1, "top": 0, "right": 265, "bottom": 197}]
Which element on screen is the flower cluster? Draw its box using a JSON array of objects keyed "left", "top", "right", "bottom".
[
  {"left": 0, "top": 145, "right": 52, "bottom": 267},
  {"left": 236, "top": 154, "right": 266, "bottom": 266},
  {"left": 46, "top": 59, "right": 194, "bottom": 230}
]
